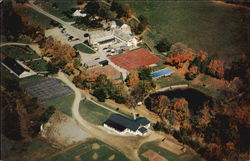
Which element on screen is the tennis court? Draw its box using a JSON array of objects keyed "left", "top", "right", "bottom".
[
  {"left": 110, "top": 48, "right": 161, "bottom": 70},
  {"left": 151, "top": 68, "right": 175, "bottom": 78},
  {"left": 22, "top": 78, "right": 73, "bottom": 101}
]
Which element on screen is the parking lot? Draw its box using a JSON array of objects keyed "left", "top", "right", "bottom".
[{"left": 22, "top": 78, "right": 73, "bottom": 102}]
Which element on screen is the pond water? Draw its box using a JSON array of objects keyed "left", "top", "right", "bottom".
[{"left": 145, "top": 88, "right": 213, "bottom": 114}]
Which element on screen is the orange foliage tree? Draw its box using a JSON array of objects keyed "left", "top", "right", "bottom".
[
  {"left": 172, "top": 98, "right": 190, "bottom": 123},
  {"left": 207, "top": 60, "right": 225, "bottom": 79},
  {"left": 166, "top": 53, "right": 192, "bottom": 68},
  {"left": 127, "top": 70, "right": 139, "bottom": 88}
]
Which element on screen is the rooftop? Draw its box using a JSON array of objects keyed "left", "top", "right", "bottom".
[
  {"left": 2, "top": 57, "right": 28, "bottom": 76},
  {"left": 104, "top": 114, "right": 150, "bottom": 132}
]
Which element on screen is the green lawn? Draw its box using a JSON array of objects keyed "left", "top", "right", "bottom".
[
  {"left": 1, "top": 45, "right": 39, "bottom": 60},
  {"left": 43, "top": 94, "right": 75, "bottom": 116},
  {"left": 128, "top": 1, "right": 250, "bottom": 60},
  {"left": 51, "top": 139, "right": 130, "bottom": 161},
  {"left": 79, "top": 100, "right": 114, "bottom": 125},
  {"left": 15, "top": 6, "right": 52, "bottom": 29},
  {"left": 156, "top": 73, "right": 190, "bottom": 88},
  {"left": 1, "top": 135, "right": 58, "bottom": 161},
  {"left": 139, "top": 141, "right": 200, "bottom": 161},
  {"left": 35, "top": 0, "right": 78, "bottom": 22},
  {"left": 73, "top": 43, "right": 96, "bottom": 54},
  {"left": 27, "top": 59, "right": 48, "bottom": 72}
]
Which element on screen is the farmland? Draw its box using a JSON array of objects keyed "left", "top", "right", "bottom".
[{"left": 128, "top": 1, "right": 250, "bottom": 59}]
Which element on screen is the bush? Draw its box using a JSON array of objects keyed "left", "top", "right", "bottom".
[{"left": 93, "top": 88, "right": 107, "bottom": 102}]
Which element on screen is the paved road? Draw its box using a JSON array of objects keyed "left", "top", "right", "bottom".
[{"left": 28, "top": 2, "right": 87, "bottom": 42}]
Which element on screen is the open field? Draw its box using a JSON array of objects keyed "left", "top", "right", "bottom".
[
  {"left": 51, "top": 138, "right": 130, "bottom": 161},
  {"left": 1, "top": 45, "right": 39, "bottom": 60},
  {"left": 35, "top": 0, "right": 78, "bottom": 22},
  {"left": 43, "top": 94, "right": 75, "bottom": 116},
  {"left": 128, "top": 1, "right": 250, "bottom": 59},
  {"left": 13, "top": 2, "right": 52, "bottom": 29},
  {"left": 79, "top": 100, "right": 114, "bottom": 125},
  {"left": 1, "top": 135, "right": 58, "bottom": 161},
  {"left": 138, "top": 141, "right": 201, "bottom": 161},
  {"left": 74, "top": 43, "right": 96, "bottom": 54}
]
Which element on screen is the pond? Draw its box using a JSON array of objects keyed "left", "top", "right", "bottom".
[{"left": 145, "top": 88, "right": 213, "bottom": 114}]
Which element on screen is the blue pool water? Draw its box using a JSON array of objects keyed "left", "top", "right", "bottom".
[{"left": 151, "top": 68, "right": 175, "bottom": 78}]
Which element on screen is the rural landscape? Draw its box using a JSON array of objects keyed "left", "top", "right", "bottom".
[{"left": 0, "top": 0, "right": 249, "bottom": 161}]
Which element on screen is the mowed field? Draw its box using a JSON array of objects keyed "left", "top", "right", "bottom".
[
  {"left": 128, "top": 1, "right": 250, "bottom": 59},
  {"left": 51, "top": 139, "right": 130, "bottom": 161}
]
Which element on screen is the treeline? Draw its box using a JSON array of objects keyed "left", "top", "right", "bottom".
[
  {"left": 1, "top": 1, "right": 45, "bottom": 42},
  {"left": 1, "top": 77, "right": 55, "bottom": 141},
  {"left": 73, "top": 67, "right": 156, "bottom": 107},
  {"left": 39, "top": 36, "right": 82, "bottom": 75}
]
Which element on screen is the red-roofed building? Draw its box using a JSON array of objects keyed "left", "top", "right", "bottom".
[{"left": 110, "top": 48, "right": 161, "bottom": 70}]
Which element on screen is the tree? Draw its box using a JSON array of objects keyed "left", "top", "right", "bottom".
[
  {"left": 155, "top": 38, "right": 171, "bottom": 52},
  {"left": 1, "top": 1, "right": 23, "bottom": 37},
  {"left": 127, "top": 70, "right": 139, "bottom": 88},
  {"left": 166, "top": 53, "right": 192, "bottom": 68},
  {"left": 47, "top": 62, "right": 59, "bottom": 74},
  {"left": 150, "top": 95, "right": 170, "bottom": 114},
  {"left": 52, "top": 2, "right": 58, "bottom": 8},
  {"left": 139, "top": 67, "right": 152, "bottom": 81},
  {"left": 15, "top": 0, "right": 28, "bottom": 4},
  {"left": 93, "top": 88, "right": 107, "bottom": 102},
  {"left": 207, "top": 60, "right": 225, "bottom": 79}
]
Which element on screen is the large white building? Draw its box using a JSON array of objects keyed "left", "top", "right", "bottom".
[
  {"left": 104, "top": 114, "right": 150, "bottom": 136},
  {"left": 89, "top": 19, "right": 138, "bottom": 50}
]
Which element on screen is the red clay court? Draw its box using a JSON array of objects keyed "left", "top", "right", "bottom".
[{"left": 110, "top": 48, "right": 161, "bottom": 70}]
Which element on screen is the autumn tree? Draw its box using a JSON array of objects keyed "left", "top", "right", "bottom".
[
  {"left": 207, "top": 59, "right": 225, "bottom": 79},
  {"left": 127, "top": 70, "right": 139, "bottom": 88},
  {"left": 150, "top": 95, "right": 170, "bottom": 114},
  {"left": 185, "top": 66, "right": 199, "bottom": 80},
  {"left": 166, "top": 53, "right": 192, "bottom": 68}
]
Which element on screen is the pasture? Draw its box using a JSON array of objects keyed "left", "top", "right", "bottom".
[{"left": 128, "top": 1, "right": 250, "bottom": 59}]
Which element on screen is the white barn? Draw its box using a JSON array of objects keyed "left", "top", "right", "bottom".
[{"left": 104, "top": 114, "right": 150, "bottom": 136}]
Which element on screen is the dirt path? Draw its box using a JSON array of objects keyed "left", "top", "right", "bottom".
[
  {"left": 54, "top": 72, "right": 171, "bottom": 161},
  {"left": 0, "top": 42, "right": 34, "bottom": 47}
]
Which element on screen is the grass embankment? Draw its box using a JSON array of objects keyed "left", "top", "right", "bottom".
[
  {"left": 74, "top": 43, "right": 96, "bottom": 54},
  {"left": 155, "top": 73, "right": 221, "bottom": 98},
  {"left": 51, "top": 139, "right": 130, "bottom": 161},
  {"left": 1, "top": 135, "right": 58, "bottom": 161},
  {"left": 139, "top": 141, "right": 201, "bottom": 161},
  {"left": 1, "top": 45, "right": 39, "bottom": 60},
  {"left": 79, "top": 100, "right": 114, "bottom": 125},
  {"left": 35, "top": 0, "right": 78, "bottom": 22},
  {"left": 43, "top": 94, "right": 75, "bottom": 116},
  {"left": 14, "top": 4, "right": 52, "bottom": 29},
  {"left": 128, "top": 1, "right": 250, "bottom": 59}
]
